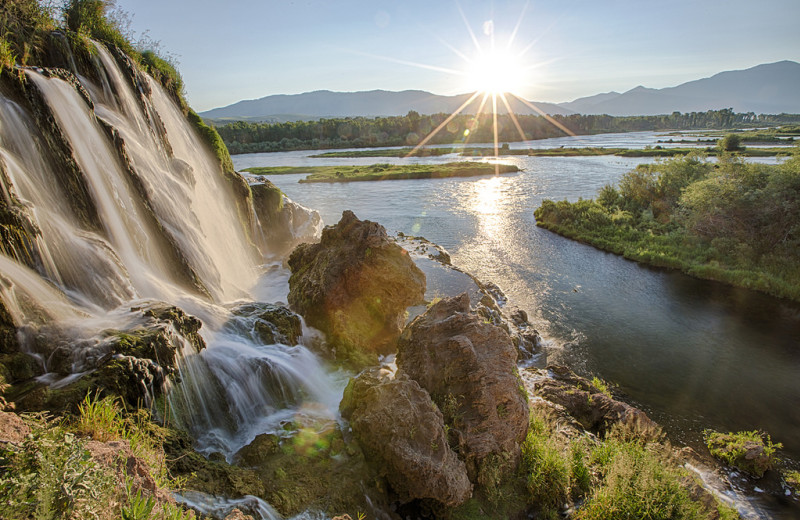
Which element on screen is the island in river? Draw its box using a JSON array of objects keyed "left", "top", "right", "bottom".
[{"left": 242, "top": 161, "right": 519, "bottom": 182}]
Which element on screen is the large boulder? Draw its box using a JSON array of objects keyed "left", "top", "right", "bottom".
[
  {"left": 396, "top": 293, "right": 529, "bottom": 478},
  {"left": 288, "top": 210, "right": 425, "bottom": 367},
  {"left": 340, "top": 371, "right": 472, "bottom": 507},
  {"left": 532, "top": 364, "right": 658, "bottom": 436}
]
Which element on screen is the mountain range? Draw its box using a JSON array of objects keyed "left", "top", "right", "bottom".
[{"left": 200, "top": 61, "right": 800, "bottom": 122}]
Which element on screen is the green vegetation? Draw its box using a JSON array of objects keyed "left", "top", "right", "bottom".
[
  {"left": 243, "top": 161, "right": 519, "bottom": 183},
  {"left": 450, "top": 406, "right": 727, "bottom": 519},
  {"left": 704, "top": 430, "right": 782, "bottom": 478},
  {"left": 310, "top": 147, "right": 458, "bottom": 158},
  {"left": 718, "top": 134, "right": 742, "bottom": 152},
  {"left": 685, "top": 126, "right": 800, "bottom": 144},
  {"left": 310, "top": 145, "right": 785, "bottom": 159},
  {"left": 514, "top": 407, "right": 715, "bottom": 520},
  {"left": 0, "top": 394, "right": 193, "bottom": 519},
  {"left": 215, "top": 109, "right": 800, "bottom": 155},
  {"left": 535, "top": 152, "right": 800, "bottom": 301},
  {"left": 0, "top": 0, "right": 57, "bottom": 75},
  {"left": 0, "top": 1, "right": 185, "bottom": 103}
]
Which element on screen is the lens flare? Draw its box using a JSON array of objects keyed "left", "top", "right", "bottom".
[{"left": 394, "top": 2, "right": 575, "bottom": 161}]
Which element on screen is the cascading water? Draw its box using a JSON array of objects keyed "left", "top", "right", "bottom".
[{"left": 0, "top": 40, "right": 340, "bottom": 470}]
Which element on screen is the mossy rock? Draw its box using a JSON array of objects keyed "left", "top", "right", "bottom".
[
  {"left": 229, "top": 303, "right": 302, "bottom": 346},
  {"left": 231, "top": 420, "right": 384, "bottom": 517},
  {"left": 704, "top": 430, "right": 782, "bottom": 478}
]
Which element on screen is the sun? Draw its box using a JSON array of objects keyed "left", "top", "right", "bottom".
[
  {"left": 394, "top": 3, "right": 574, "bottom": 161},
  {"left": 464, "top": 48, "right": 526, "bottom": 95}
]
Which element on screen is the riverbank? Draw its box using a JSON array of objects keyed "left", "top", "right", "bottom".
[
  {"left": 534, "top": 154, "right": 800, "bottom": 302},
  {"left": 243, "top": 162, "right": 519, "bottom": 182},
  {"left": 309, "top": 146, "right": 789, "bottom": 158}
]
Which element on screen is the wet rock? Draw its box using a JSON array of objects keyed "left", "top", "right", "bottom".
[
  {"left": 396, "top": 293, "right": 529, "bottom": 479},
  {"left": 340, "top": 371, "right": 472, "bottom": 507},
  {"left": 13, "top": 302, "right": 206, "bottom": 412},
  {"left": 233, "top": 432, "right": 282, "bottom": 467},
  {"left": 229, "top": 303, "right": 302, "bottom": 346},
  {"left": 229, "top": 412, "right": 383, "bottom": 517},
  {"left": 532, "top": 364, "right": 658, "bottom": 436},
  {"left": 288, "top": 211, "right": 425, "bottom": 367},
  {"left": 250, "top": 179, "right": 322, "bottom": 258}
]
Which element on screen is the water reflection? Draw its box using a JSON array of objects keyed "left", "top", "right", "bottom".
[{"left": 234, "top": 134, "right": 800, "bottom": 470}]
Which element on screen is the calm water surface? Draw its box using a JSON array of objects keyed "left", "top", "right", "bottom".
[{"left": 233, "top": 133, "right": 800, "bottom": 467}]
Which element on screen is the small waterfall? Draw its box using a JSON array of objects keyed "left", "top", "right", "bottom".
[{"left": 0, "top": 40, "right": 338, "bottom": 474}]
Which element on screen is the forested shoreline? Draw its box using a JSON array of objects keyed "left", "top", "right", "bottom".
[
  {"left": 213, "top": 109, "right": 800, "bottom": 154},
  {"left": 535, "top": 153, "right": 800, "bottom": 302}
]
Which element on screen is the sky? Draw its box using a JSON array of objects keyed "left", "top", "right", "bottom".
[{"left": 113, "top": 0, "right": 800, "bottom": 112}]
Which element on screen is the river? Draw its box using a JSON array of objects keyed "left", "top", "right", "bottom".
[{"left": 233, "top": 133, "right": 800, "bottom": 470}]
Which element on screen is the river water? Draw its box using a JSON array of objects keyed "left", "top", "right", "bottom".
[{"left": 233, "top": 133, "right": 800, "bottom": 471}]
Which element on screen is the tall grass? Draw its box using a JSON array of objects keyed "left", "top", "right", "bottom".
[{"left": 518, "top": 407, "right": 719, "bottom": 519}]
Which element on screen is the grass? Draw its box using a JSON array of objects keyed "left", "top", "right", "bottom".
[
  {"left": 242, "top": 161, "right": 519, "bottom": 183},
  {"left": 517, "top": 407, "right": 713, "bottom": 520},
  {"left": 0, "top": 394, "right": 194, "bottom": 519},
  {"left": 574, "top": 437, "right": 706, "bottom": 520}
]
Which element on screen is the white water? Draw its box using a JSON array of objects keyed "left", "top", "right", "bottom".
[{"left": 0, "top": 43, "right": 340, "bottom": 462}]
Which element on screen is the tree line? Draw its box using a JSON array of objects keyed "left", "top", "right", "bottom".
[
  {"left": 534, "top": 153, "right": 800, "bottom": 301},
  {"left": 212, "top": 109, "right": 800, "bottom": 154}
]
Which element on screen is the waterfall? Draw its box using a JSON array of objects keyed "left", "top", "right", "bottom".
[{"left": 0, "top": 41, "right": 339, "bottom": 460}]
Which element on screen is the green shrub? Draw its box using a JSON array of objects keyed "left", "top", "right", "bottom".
[
  {"left": 0, "top": 416, "right": 118, "bottom": 519},
  {"left": 718, "top": 134, "right": 742, "bottom": 152}
]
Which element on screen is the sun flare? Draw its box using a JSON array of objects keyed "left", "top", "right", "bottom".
[
  {"left": 464, "top": 49, "right": 526, "bottom": 95},
  {"left": 402, "top": 4, "right": 573, "bottom": 160}
]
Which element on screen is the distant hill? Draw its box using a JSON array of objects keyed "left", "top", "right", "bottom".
[
  {"left": 558, "top": 61, "right": 800, "bottom": 116},
  {"left": 201, "top": 61, "right": 800, "bottom": 121},
  {"left": 199, "top": 89, "right": 573, "bottom": 122}
]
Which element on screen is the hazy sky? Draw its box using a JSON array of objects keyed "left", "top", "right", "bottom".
[{"left": 113, "top": 0, "right": 800, "bottom": 112}]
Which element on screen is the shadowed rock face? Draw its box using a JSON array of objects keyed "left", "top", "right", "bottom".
[
  {"left": 340, "top": 372, "right": 472, "bottom": 507},
  {"left": 396, "top": 293, "right": 529, "bottom": 478},
  {"left": 533, "top": 364, "right": 658, "bottom": 436},
  {"left": 288, "top": 210, "right": 425, "bottom": 366}
]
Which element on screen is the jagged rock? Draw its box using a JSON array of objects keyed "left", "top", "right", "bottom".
[
  {"left": 228, "top": 303, "right": 302, "bottom": 346},
  {"left": 288, "top": 210, "right": 425, "bottom": 366},
  {"left": 396, "top": 293, "right": 529, "bottom": 479},
  {"left": 340, "top": 371, "right": 472, "bottom": 507},
  {"left": 250, "top": 179, "right": 322, "bottom": 258},
  {"left": 532, "top": 364, "right": 658, "bottom": 436}
]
